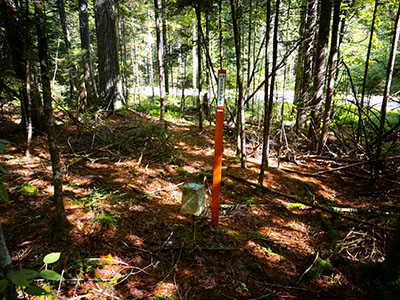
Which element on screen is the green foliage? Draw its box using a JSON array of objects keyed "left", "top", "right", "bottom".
[
  {"left": 93, "top": 213, "right": 118, "bottom": 228},
  {"left": 18, "top": 181, "right": 39, "bottom": 195},
  {"left": 308, "top": 257, "right": 333, "bottom": 280},
  {"left": 0, "top": 252, "right": 62, "bottom": 299}
]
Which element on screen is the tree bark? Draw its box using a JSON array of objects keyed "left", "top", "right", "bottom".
[
  {"left": 258, "top": 0, "right": 271, "bottom": 185},
  {"left": 94, "top": 0, "right": 124, "bottom": 112},
  {"left": 308, "top": 0, "right": 332, "bottom": 151},
  {"left": 34, "top": 0, "right": 71, "bottom": 238},
  {"left": 265, "top": 0, "right": 280, "bottom": 168},
  {"left": 318, "top": 0, "right": 341, "bottom": 154},
  {"left": 297, "top": 0, "right": 318, "bottom": 130},
  {"left": 78, "top": 0, "right": 97, "bottom": 106},
  {"left": 162, "top": 0, "right": 169, "bottom": 96},
  {"left": 195, "top": 5, "right": 203, "bottom": 130},
  {"left": 230, "top": 0, "right": 246, "bottom": 168},
  {"left": 1, "top": 0, "right": 44, "bottom": 135},
  {"left": 154, "top": 0, "right": 165, "bottom": 120}
]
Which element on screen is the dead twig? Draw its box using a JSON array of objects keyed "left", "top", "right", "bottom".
[{"left": 296, "top": 251, "right": 319, "bottom": 284}]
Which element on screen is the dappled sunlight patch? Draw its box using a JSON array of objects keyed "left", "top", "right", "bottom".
[
  {"left": 125, "top": 233, "right": 144, "bottom": 247},
  {"left": 153, "top": 281, "right": 177, "bottom": 299}
]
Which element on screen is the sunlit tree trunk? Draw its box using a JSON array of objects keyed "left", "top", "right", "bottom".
[
  {"left": 308, "top": 0, "right": 332, "bottom": 151},
  {"left": 78, "top": 0, "right": 97, "bottom": 106},
  {"left": 94, "top": 0, "right": 124, "bottom": 112},
  {"left": 296, "top": 0, "right": 317, "bottom": 130},
  {"left": 162, "top": 0, "right": 169, "bottom": 97},
  {"left": 194, "top": 5, "right": 203, "bottom": 130},
  {"left": 258, "top": 0, "right": 271, "bottom": 185},
  {"left": 230, "top": 0, "right": 246, "bottom": 168},
  {"left": 318, "top": 0, "right": 341, "bottom": 154},
  {"left": 154, "top": 0, "right": 165, "bottom": 120},
  {"left": 34, "top": 0, "right": 71, "bottom": 238}
]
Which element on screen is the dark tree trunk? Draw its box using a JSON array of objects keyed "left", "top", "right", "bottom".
[
  {"left": 154, "top": 0, "right": 165, "bottom": 120},
  {"left": 308, "top": 0, "right": 332, "bottom": 151},
  {"left": 1, "top": 0, "right": 44, "bottom": 135},
  {"left": 258, "top": 0, "right": 271, "bottom": 185},
  {"left": 78, "top": 0, "right": 97, "bottom": 106},
  {"left": 34, "top": 0, "right": 71, "bottom": 238},
  {"left": 375, "top": 2, "right": 400, "bottom": 174},
  {"left": 230, "top": 0, "right": 246, "bottom": 168},
  {"left": 318, "top": 0, "right": 341, "bottom": 154},
  {"left": 265, "top": 0, "right": 280, "bottom": 168},
  {"left": 56, "top": 0, "right": 76, "bottom": 99},
  {"left": 219, "top": 0, "right": 223, "bottom": 69},
  {"left": 94, "top": 0, "right": 124, "bottom": 112}
]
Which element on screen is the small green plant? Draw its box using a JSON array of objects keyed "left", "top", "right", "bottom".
[
  {"left": 308, "top": 257, "right": 333, "bottom": 279},
  {"left": 93, "top": 213, "right": 118, "bottom": 228},
  {"left": 18, "top": 181, "right": 39, "bottom": 195},
  {"left": 0, "top": 252, "right": 63, "bottom": 298}
]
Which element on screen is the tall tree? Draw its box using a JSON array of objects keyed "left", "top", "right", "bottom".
[
  {"left": 230, "top": 0, "right": 246, "bottom": 168},
  {"left": 258, "top": 0, "right": 271, "bottom": 185},
  {"left": 194, "top": 5, "right": 203, "bottom": 130},
  {"left": 56, "top": 0, "right": 76, "bottom": 99},
  {"left": 318, "top": 0, "right": 341, "bottom": 154},
  {"left": 295, "top": 0, "right": 318, "bottom": 131},
  {"left": 33, "top": 0, "right": 71, "bottom": 237},
  {"left": 78, "top": 0, "right": 97, "bottom": 106},
  {"left": 1, "top": 0, "right": 45, "bottom": 140},
  {"left": 94, "top": 0, "right": 124, "bottom": 112},
  {"left": 308, "top": 0, "right": 332, "bottom": 151},
  {"left": 154, "top": 0, "right": 166, "bottom": 120},
  {"left": 375, "top": 2, "right": 400, "bottom": 173}
]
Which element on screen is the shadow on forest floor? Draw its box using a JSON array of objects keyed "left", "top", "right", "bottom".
[{"left": 0, "top": 107, "right": 398, "bottom": 299}]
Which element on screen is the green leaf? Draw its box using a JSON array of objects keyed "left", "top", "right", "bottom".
[
  {"left": 17, "top": 269, "right": 39, "bottom": 280},
  {"left": 0, "top": 179, "right": 8, "bottom": 202},
  {"left": 24, "top": 286, "right": 49, "bottom": 296},
  {"left": 43, "top": 252, "right": 61, "bottom": 264},
  {"left": 0, "top": 143, "right": 5, "bottom": 154},
  {"left": 0, "top": 279, "right": 7, "bottom": 293},
  {"left": 39, "top": 270, "right": 63, "bottom": 280},
  {"left": 8, "top": 273, "right": 30, "bottom": 287}
]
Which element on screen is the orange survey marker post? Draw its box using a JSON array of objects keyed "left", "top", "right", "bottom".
[{"left": 211, "top": 70, "right": 226, "bottom": 225}]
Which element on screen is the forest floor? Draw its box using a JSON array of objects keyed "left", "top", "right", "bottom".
[{"left": 1, "top": 107, "right": 399, "bottom": 299}]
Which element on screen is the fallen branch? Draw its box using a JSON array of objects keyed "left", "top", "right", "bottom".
[{"left": 226, "top": 173, "right": 395, "bottom": 231}]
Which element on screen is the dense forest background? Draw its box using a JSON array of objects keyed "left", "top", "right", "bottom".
[{"left": 1, "top": 0, "right": 400, "bottom": 299}]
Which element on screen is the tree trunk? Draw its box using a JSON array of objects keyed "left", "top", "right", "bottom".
[
  {"left": 375, "top": 2, "right": 400, "bottom": 174},
  {"left": 56, "top": 0, "right": 76, "bottom": 99},
  {"left": 297, "top": 0, "right": 318, "bottom": 130},
  {"left": 78, "top": 0, "right": 97, "bottom": 106},
  {"left": 318, "top": 0, "right": 341, "bottom": 154},
  {"left": 1, "top": 0, "right": 44, "bottom": 134},
  {"left": 154, "top": 0, "right": 165, "bottom": 120},
  {"left": 358, "top": 0, "right": 378, "bottom": 141},
  {"left": 308, "top": 0, "right": 332, "bottom": 151},
  {"left": 34, "top": 0, "right": 71, "bottom": 238},
  {"left": 94, "top": 0, "right": 124, "bottom": 112},
  {"left": 258, "top": 0, "right": 271, "bottom": 185},
  {"left": 219, "top": 0, "right": 223, "bottom": 69},
  {"left": 162, "top": 0, "right": 169, "bottom": 96},
  {"left": 265, "top": 0, "right": 280, "bottom": 168},
  {"left": 230, "top": 0, "right": 246, "bottom": 168},
  {"left": 195, "top": 6, "right": 203, "bottom": 130}
]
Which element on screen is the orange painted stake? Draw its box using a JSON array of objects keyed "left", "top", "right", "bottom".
[{"left": 211, "top": 70, "right": 226, "bottom": 225}]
